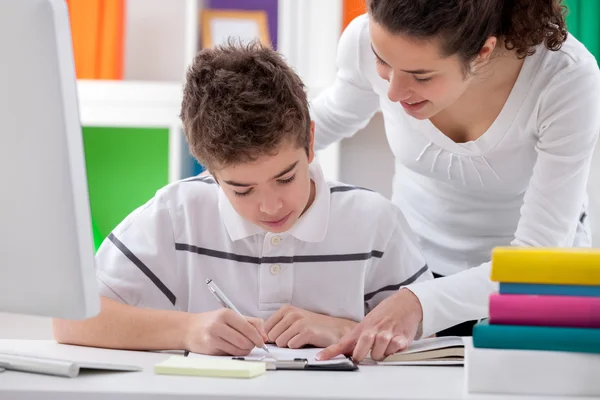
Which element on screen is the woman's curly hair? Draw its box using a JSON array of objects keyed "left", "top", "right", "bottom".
[{"left": 368, "top": 0, "right": 568, "bottom": 66}]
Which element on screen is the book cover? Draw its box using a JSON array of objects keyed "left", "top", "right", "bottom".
[
  {"left": 499, "top": 282, "right": 600, "bottom": 297},
  {"left": 473, "top": 319, "right": 600, "bottom": 354},
  {"left": 381, "top": 336, "right": 464, "bottom": 363},
  {"left": 490, "top": 247, "right": 600, "bottom": 285},
  {"left": 98, "top": 0, "right": 125, "bottom": 80},
  {"left": 465, "top": 338, "right": 600, "bottom": 397},
  {"left": 489, "top": 293, "right": 600, "bottom": 328},
  {"left": 66, "top": 0, "right": 102, "bottom": 79}
]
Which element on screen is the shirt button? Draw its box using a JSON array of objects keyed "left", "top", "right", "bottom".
[
  {"left": 270, "top": 235, "right": 282, "bottom": 246},
  {"left": 270, "top": 264, "right": 281, "bottom": 275}
]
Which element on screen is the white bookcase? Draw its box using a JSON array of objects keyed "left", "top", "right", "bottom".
[{"left": 76, "top": 0, "right": 343, "bottom": 183}]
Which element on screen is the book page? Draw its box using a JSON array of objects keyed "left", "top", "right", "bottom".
[
  {"left": 189, "top": 337, "right": 464, "bottom": 365},
  {"left": 395, "top": 336, "right": 464, "bottom": 355},
  {"left": 189, "top": 344, "right": 347, "bottom": 365}
]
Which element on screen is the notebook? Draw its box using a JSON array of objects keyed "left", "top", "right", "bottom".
[
  {"left": 154, "top": 356, "right": 266, "bottom": 378},
  {"left": 190, "top": 345, "right": 357, "bottom": 371},
  {"left": 370, "top": 336, "right": 465, "bottom": 366},
  {"left": 473, "top": 319, "right": 600, "bottom": 354}
]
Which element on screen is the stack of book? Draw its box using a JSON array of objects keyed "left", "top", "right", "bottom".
[{"left": 466, "top": 247, "right": 600, "bottom": 397}]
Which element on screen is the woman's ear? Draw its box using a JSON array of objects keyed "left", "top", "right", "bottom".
[{"left": 472, "top": 36, "right": 498, "bottom": 71}]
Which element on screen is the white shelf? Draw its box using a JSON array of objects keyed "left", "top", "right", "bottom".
[
  {"left": 76, "top": 80, "right": 183, "bottom": 128},
  {"left": 76, "top": 79, "right": 186, "bottom": 183}
]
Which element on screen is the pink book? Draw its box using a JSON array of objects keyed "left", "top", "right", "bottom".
[{"left": 489, "top": 293, "right": 600, "bottom": 328}]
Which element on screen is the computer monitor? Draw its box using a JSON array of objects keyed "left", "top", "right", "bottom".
[{"left": 0, "top": 0, "right": 100, "bottom": 320}]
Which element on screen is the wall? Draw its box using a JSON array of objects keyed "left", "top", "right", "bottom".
[
  {"left": 123, "top": 0, "right": 190, "bottom": 81},
  {"left": 339, "top": 113, "right": 394, "bottom": 199}
]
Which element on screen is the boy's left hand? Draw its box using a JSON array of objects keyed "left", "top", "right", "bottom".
[{"left": 264, "top": 305, "right": 357, "bottom": 349}]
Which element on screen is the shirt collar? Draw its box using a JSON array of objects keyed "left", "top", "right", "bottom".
[{"left": 218, "top": 161, "right": 330, "bottom": 243}]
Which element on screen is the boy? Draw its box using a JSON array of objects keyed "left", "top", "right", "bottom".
[{"left": 53, "top": 41, "right": 431, "bottom": 356}]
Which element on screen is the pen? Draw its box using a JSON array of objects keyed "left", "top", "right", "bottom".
[{"left": 206, "top": 278, "right": 270, "bottom": 354}]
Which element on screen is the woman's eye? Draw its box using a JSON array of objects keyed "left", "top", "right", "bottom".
[{"left": 375, "top": 57, "right": 388, "bottom": 67}]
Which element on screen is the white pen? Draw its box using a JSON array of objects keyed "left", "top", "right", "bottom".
[{"left": 206, "top": 278, "right": 270, "bottom": 354}]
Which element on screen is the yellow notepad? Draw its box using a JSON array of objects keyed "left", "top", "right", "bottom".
[{"left": 154, "top": 356, "right": 266, "bottom": 379}]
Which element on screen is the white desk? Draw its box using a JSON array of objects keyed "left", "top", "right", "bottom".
[{"left": 0, "top": 340, "right": 580, "bottom": 400}]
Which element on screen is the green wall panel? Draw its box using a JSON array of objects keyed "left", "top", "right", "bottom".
[
  {"left": 82, "top": 127, "right": 169, "bottom": 246},
  {"left": 565, "top": 0, "right": 600, "bottom": 62}
]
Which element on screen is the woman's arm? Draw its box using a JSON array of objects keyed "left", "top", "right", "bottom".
[
  {"left": 311, "top": 14, "right": 381, "bottom": 151},
  {"left": 318, "top": 57, "right": 600, "bottom": 362},
  {"left": 409, "top": 57, "right": 600, "bottom": 337}
]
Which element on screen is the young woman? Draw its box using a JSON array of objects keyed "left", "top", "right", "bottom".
[{"left": 314, "top": 0, "right": 600, "bottom": 362}]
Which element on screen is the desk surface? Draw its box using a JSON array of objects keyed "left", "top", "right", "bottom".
[{"left": 0, "top": 340, "right": 578, "bottom": 400}]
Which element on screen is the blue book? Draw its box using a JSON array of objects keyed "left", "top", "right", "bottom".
[
  {"left": 473, "top": 319, "right": 600, "bottom": 354},
  {"left": 500, "top": 283, "right": 600, "bottom": 297}
]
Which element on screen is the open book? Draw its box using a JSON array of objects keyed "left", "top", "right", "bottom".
[
  {"left": 372, "top": 336, "right": 464, "bottom": 366},
  {"left": 187, "top": 336, "right": 464, "bottom": 367}
]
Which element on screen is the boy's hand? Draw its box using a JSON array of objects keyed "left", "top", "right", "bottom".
[
  {"left": 185, "top": 309, "right": 268, "bottom": 356},
  {"left": 264, "top": 305, "right": 356, "bottom": 349}
]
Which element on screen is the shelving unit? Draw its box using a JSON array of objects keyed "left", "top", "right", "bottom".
[{"left": 76, "top": 79, "right": 185, "bottom": 182}]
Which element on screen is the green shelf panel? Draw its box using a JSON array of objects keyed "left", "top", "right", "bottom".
[{"left": 82, "top": 126, "right": 169, "bottom": 247}]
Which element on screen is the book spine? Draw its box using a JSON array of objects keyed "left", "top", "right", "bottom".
[
  {"left": 466, "top": 339, "right": 600, "bottom": 396},
  {"left": 489, "top": 293, "right": 600, "bottom": 328},
  {"left": 490, "top": 247, "right": 600, "bottom": 285},
  {"left": 499, "top": 283, "right": 600, "bottom": 297},
  {"left": 473, "top": 322, "right": 600, "bottom": 354}
]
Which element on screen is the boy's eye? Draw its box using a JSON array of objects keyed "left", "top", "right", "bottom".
[
  {"left": 234, "top": 188, "right": 253, "bottom": 197},
  {"left": 277, "top": 174, "right": 296, "bottom": 185},
  {"left": 414, "top": 76, "right": 432, "bottom": 83}
]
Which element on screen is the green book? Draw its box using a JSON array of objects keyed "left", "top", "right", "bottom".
[{"left": 473, "top": 319, "right": 600, "bottom": 354}]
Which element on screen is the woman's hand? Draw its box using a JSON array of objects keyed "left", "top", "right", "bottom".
[{"left": 317, "top": 288, "right": 423, "bottom": 362}]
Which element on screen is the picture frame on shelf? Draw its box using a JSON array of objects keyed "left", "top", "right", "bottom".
[{"left": 200, "top": 9, "right": 271, "bottom": 48}]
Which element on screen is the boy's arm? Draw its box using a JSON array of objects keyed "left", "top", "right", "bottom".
[
  {"left": 52, "top": 193, "right": 267, "bottom": 355},
  {"left": 53, "top": 296, "right": 267, "bottom": 355},
  {"left": 363, "top": 207, "right": 432, "bottom": 314},
  {"left": 53, "top": 296, "right": 191, "bottom": 351},
  {"left": 314, "top": 208, "right": 432, "bottom": 361}
]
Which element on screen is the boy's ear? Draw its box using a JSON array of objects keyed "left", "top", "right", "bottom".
[{"left": 308, "top": 121, "right": 315, "bottom": 163}]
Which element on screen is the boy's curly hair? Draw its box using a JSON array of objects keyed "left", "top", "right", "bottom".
[{"left": 180, "top": 40, "right": 311, "bottom": 171}]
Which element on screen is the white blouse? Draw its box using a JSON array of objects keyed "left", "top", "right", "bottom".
[{"left": 312, "top": 14, "right": 600, "bottom": 336}]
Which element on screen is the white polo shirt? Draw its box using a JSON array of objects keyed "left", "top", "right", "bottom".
[{"left": 95, "top": 162, "right": 431, "bottom": 322}]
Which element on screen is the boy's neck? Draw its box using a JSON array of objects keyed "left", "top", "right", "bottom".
[{"left": 300, "top": 179, "right": 317, "bottom": 217}]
